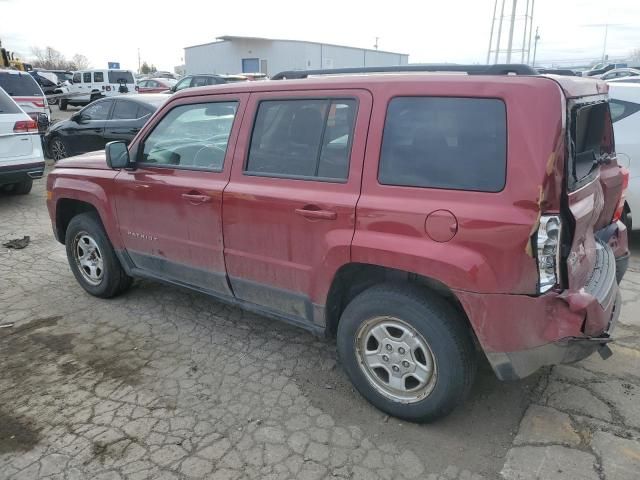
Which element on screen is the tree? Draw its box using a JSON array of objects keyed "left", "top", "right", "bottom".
[
  {"left": 70, "top": 54, "right": 90, "bottom": 70},
  {"left": 140, "top": 61, "right": 151, "bottom": 74},
  {"left": 31, "top": 46, "right": 67, "bottom": 69}
]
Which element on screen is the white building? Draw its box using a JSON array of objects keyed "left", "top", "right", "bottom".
[{"left": 184, "top": 35, "right": 409, "bottom": 76}]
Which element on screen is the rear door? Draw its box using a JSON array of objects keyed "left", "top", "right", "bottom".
[
  {"left": 223, "top": 89, "right": 372, "bottom": 326},
  {"left": 103, "top": 99, "right": 148, "bottom": 144},
  {"left": 114, "top": 93, "right": 247, "bottom": 296}
]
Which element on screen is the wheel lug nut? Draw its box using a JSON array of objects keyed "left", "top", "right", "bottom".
[
  {"left": 392, "top": 365, "right": 400, "bottom": 372},
  {"left": 385, "top": 344, "right": 393, "bottom": 352},
  {"left": 398, "top": 347, "right": 405, "bottom": 355},
  {"left": 382, "top": 355, "right": 389, "bottom": 362},
  {"left": 402, "top": 361, "right": 410, "bottom": 368}
]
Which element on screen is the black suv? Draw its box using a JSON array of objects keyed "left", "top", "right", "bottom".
[{"left": 170, "top": 74, "right": 247, "bottom": 93}]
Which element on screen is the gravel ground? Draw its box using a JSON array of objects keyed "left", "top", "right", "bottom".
[{"left": 0, "top": 175, "right": 638, "bottom": 480}]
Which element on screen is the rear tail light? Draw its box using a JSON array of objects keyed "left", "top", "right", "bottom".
[
  {"left": 535, "top": 215, "right": 562, "bottom": 293},
  {"left": 106, "top": 85, "right": 111, "bottom": 91},
  {"left": 135, "top": 85, "right": 139, "bottom": 92},
  {"left": 613, "top": 166, "right": 630, "bottom": 223},
  {"left": 13, "top": 120, "right": 38, "bottom": 133}
]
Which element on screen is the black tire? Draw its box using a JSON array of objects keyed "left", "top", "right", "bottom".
[
  {"left": 65, "top": 212, "right": 133, "bottom": 298},
  {"left": 48, "top": 97, "right": 58, "bottom": 106},
  {"left": 59, "top": 99, "right": 68, "bottom": 111},
  {"left": 337, "top": 283, "right": 477, "bottom": 423},
  {"left": 50, "top": 136, "right": 68, "bottom": 161},
  {"left": 13, "top": 180, "right": 33, "bottom": 195}
]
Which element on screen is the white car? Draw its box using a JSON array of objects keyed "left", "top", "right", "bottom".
[
  {"left": 0, "top": 69, "right": 51, "bottom": 132},
  {"left": 0, "top": 87, "right": 45, "bottom": 194},
  {"left": 609, "top": 83, "right": 640, "bottom": 230},
  {"left": 61, "top": 69, "right": 138, "bottom": 111},
  {"left": 600, "top": 68, "right": 640, "bottom": 81}
]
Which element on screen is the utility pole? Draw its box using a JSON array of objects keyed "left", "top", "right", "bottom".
[
  {"left": 506, "top": 0, "right": 518, "bottom": 63},
  {"left": 137, "top": 48, "right": 141, "bottom": 74},
  {"left": 601, "top": 23, "right": 609, "bottom": 63},
  {"left": 487, "top": 0, "right": 499, "bottom": 63},
  {"left": 520, "top": 0, "right": 530, "bottom": 62},
  {"left": 494, "top": 0, "right": 507, "bottom": 63},
  {"left": 526, "top": 0, "right": 536, "bottom": 63},
  {"left": 532, "top": 27, "right": 540, "bottom": 67},
  {"left": 374, "top": 37, "right": 379, "bottom": 50}
]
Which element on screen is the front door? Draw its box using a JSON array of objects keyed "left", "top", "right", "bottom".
[
  {"left": 223, "top": 90, "right": 372, "bottom": 326},
  {"left": 66, "top": 99, "right": 112, "bottom": 154},
  {"left": 114, "top": 94, "right": 247, "bottom": 296}
]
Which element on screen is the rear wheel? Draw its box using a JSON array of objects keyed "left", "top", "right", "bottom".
[
  {"left": 337, "top": 283, "right": 476, "bottom": 423},
  {"left": 59, "top": 100, "right": 68, "bottom": 111},
  {"left": 12, "top": 180, "right": 33, "bottom": 195},
  {"left": 65, "top": 213, "right": 133, "bottom": 298}
]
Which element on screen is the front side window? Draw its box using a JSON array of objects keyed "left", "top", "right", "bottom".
[
  {"left": 174, "top": 77, "right": 192, "bottom": 91},
  {"left": 246, "top": 98, "right": 357, "bottom": 181},
  {"left": 94, "top": 72, "right": 104, "bottom": 83},
  {"left": 141, "top": 101, "right": 238, "bottom": 171},
  {"left": 82, "top": 100, "right": 111, "bottom": 120},
  {"left": 83, "top": 72, "right": 91, "bottom": 83},
  {"left": 112, "top": 100, "right": 140, "bottom": 120},
  {"left": 379, "top": 97, "right": 507, "bottom": 192}
]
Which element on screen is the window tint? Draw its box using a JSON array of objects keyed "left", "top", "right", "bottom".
[
  {"left": 108, "top": 71, "right": 134, "bottom": 84},
  {"left": 193, "top": 76, "right": 211, "bottom": 87},
  {"left": 246, "top": 99, "right": 356, "bottom": 180},
  {"left": 83, "top": 72, "right": 91, "bottom": 83},
  {"left": 136, "top": 105, "right": 154, "bottom": 118},
  {"left": 94, "top": 72, "right": 104, "bottom": 83},
  {"left": 82, "top": 100, "right": 111, "bottom": 120},
  {"left": 142, "top": 102, "right": 238, "bottom": 171},
  {"left": 0, "top": 89, "right": 21, "bottom": 114},
  {"left": 0, "top": 72, "right": 42, "bottom": 96},
  {"left": 609, "top": 99, "right": 640, "bottom": 123},
  {"left": 379, "top": 97, "right": 507, "bottom": 192},
  {"left": 73, "top": 73, "right": 81, "bottom": 84},
  {"left": 111, "top": 100, "right": 140, "bottom": 120}
]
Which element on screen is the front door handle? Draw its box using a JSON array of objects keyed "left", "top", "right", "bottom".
[
  {"left": 181, "top": 193, "right": 212, "bottom": 204},
  {"left": 294, "top": 206, "right": 337, "bottom": 220}
]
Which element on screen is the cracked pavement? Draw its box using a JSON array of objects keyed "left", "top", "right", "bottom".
[{"left": 1, "top": 173, "right": 638, "bottom": 480}]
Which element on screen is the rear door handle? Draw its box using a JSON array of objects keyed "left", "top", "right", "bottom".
[
  {"left": 181, "top": 193, "right": 212, "bottom": 204},
  {"left": 294, "top": 207, "right": 337, "bottom": 220}
]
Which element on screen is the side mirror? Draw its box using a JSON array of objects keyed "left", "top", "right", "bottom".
[
  {"left": 105, "top": 141, "right": 131, "bottom": 169},
  {"left": 71, "top": 112, "right": 81, "bottom": 122}
]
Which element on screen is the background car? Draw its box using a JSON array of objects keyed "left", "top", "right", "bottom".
[
  {"left": 599, "top": 68, "right": 640, "bottom": 81},
  {"left": 170, "top": 74, "right": 247, "bottom": 93},
  {"left": 608, "top": 77, "right": 640, "bottom": 85},
  {"left": 45, "top": 93, "right": 169, "bottom": 161},
  {"left": 138, "top": 78, "right": 177, "bottom": 93},
  {"left": 608, "top": 83, "right": 640, "bottom": 231},
  {"left": 61, "top": 69, "right": 138, "bottom": 110},
  {"left": 582, "top": 62, "right": 628, "bottom": 77},
  {"left": 0, "top": 69, "right": 50, "bottom": 133},
  {"left": 0, "top": 86, "right": 45, "bottom": 195},
  {"left": 30, "top": 70, "right": 61, "bottom": 104}
]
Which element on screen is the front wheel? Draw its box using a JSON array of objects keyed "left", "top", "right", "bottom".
[
  {"left": 65, "top": 213, "right": 132, "bottom": 298},
  {"left": 50, "top": 137, "right": 68, "bottom": 161},
  {"left": 59, "top": 100, "right": 68, "bottom": 111},
  {"left": 337, "top": 283, "right": 477, "bottom": 423}
]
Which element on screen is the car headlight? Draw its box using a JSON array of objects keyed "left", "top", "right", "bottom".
[{"left": 536, "top": 215, "right": 561, "bottom": 293}]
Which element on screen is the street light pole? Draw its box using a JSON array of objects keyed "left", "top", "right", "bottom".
[
  {"left": 602, "top": 23, "right": 609, "bottom": 63},
  {"left": 532, "top": 27, "right": 540, "bottom": 67},
  {"left": 506, "top": 0, "right": 518, "bottom": 63},
  {"left": 487, "top": 0, "right": 499, "bottom": 63}
]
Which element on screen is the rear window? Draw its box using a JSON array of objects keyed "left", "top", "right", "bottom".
[
  {"left": 0, "top": 90, "right": 21, "bottom": 114},
  {"left": 569, "top": 102, "right": 613, "bottom": 191},
  {"left": 0, "top": 72, "right": 42, "bottom": 96},
  {"left": 379, "top": 97, "right": 507, "bottom": 192},
  {"left": 108, "top": 71, "right": 134, "bottom": 84}
]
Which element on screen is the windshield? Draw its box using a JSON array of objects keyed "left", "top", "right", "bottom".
[
  {"left": 108, "top": 71, "right": 135, "bottom": 84},
  {"left": 0, "top": 72, "right": 43, "bottom": 96}
]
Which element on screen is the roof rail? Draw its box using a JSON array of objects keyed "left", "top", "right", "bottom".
[{"left": 271, "top": 64, "right": 539, "bottom": 80}]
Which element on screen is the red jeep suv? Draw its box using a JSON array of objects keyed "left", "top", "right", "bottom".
[{"left": 46, "top": 65, "right": 629, "bottom": 422}]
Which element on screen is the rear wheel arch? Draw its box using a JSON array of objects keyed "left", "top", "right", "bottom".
[
  {"left": 324, "top": 263, "right": 477, "bottom": 344},
  {"left": 55, "top": 199, "right": 103, "bottom": 245}
]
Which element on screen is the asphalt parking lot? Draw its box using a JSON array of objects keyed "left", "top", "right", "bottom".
[{"left": 1, "top": 174, "right": 639, "bottom": 480}]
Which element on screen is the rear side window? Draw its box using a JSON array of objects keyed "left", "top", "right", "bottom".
[
  {"left": 112, "top": 100, "right": 139, "bottom": 120},
  {"left": 141, "top": 102, "right": 238, "bottom": 171},
  {"left": 94, "top": 72, "right": 104, "bottom": 83},
  {"left": 108, "top": 71, "right": 134, "bottom": 84},
  {"left": 0, "top": 72, "right": 42, "bottom": 96},
  {"left": 569, "top": 102, "right": 613, "bottom": 191},
  {"left": 246, "top": 98, "right": 357, "bottom": 181},
  {"left": 379, "top": 97, "right": 507, "bottom": 192},
  {"left": 0, "top": 90, "right": 21, "bottom": 114},
  {"left": 609, "top": 99, "right": 640, "bottom": 123},
  {"left": 83, "top": 72, "right": 91, "bottom": 83},
  {"left": 73, "top": 73, "right": 81, "bottom": 84}
]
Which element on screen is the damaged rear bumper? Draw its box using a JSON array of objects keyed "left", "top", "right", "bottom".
[{"left": 486, "top": 290, "right": 621, "bottom": 380}]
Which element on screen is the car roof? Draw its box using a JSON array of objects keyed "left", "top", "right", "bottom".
[{"left": 171, "top": 72, "right": 606, "bottom": 100}]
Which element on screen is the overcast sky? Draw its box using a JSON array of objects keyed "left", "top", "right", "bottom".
[{"left": 2, "top": 0, "right": 639, "bottom": 71}]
